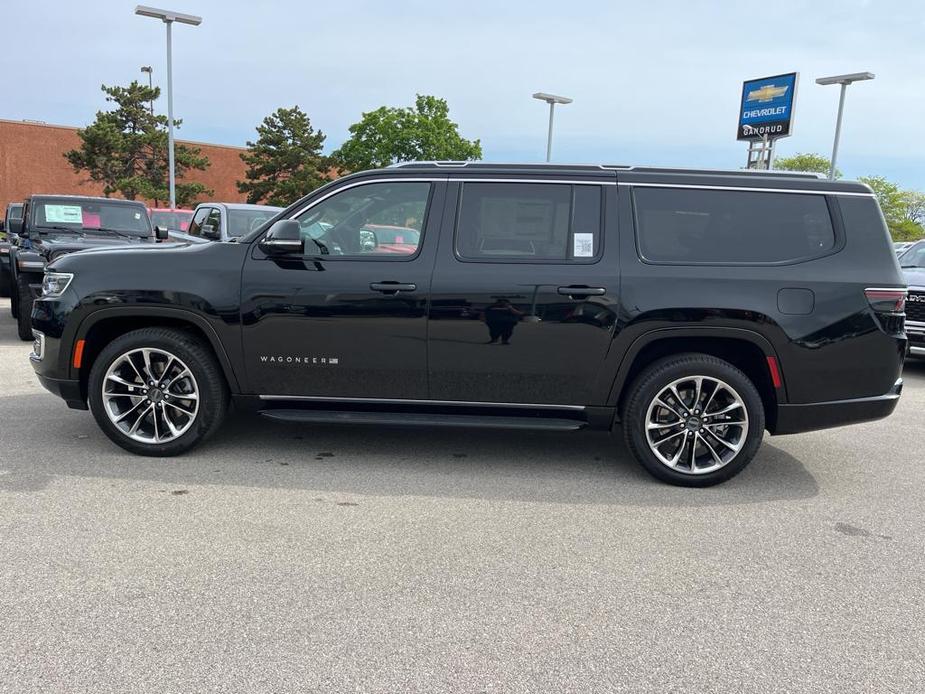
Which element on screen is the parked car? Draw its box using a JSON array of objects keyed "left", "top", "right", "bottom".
[
  {"left": 898, "top": 240, "right": 925, "bottom": 358},
  {"left": 30, "top": 163, "right": 906, "bottom": 486},
  {"left": 0, "top": 202, "right": 25, "bottom": 297},
  {"left": 170, "top": 202, "right": 282, "bottom": 243},
  {"left": 148, "top": 207, "right": 194, "bottom": 233},
  {"left": 10, "top": 194, "right": 166, "bottom": 340}
]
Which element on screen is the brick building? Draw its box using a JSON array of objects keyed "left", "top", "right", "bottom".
[{"left": 0, "top": 118, "right": 248, "bottom": 211}]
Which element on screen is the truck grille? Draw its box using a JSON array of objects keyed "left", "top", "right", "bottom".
[{"left": 907, "top": 291, "right": 925, "bottom": 323}]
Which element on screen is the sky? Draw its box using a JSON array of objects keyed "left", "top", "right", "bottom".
[{"left": 3, "top": 0, "right": 924, "bottom": 189}]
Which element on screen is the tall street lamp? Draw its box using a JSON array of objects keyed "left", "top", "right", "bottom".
[
  {"left": 815, "top": 71, "right": 874, "bottom": 180},
  {"left": 134, "top": 5, "right": 202, "bottom": 209},
  {"left": 532, "top": 92, "right": 572, "bottom": 162},
  {"left": 140, "top": 65, "right": 154, "bottom": 117}
]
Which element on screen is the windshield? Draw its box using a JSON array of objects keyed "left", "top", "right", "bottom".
[
  {"left": 899, "top": 242, "right": 925, "bottom": 269},
  {"left": 32, "top": 200, "right": 152, "bottom": 236},
  {"left": 150, "top": 210, "right": 193, "bottom": 232},
  {"left": 227, "top": 208, "right": 281, "bottom": 238}
]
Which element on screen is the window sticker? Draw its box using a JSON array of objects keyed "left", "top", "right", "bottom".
[
  {"left": 44, "top": 205, "right": 83, "bottom": 224},
  {"left": 573, "top": 232, "right": 594, "bottom": 258}
]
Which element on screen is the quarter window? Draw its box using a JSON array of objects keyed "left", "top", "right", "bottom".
[
  {"left": 456, "top": 183, "right": 602, "bottom": 262},
  {"left": 634, "top": 187, "right": 836, "bottom": 264},
  {"left": 294, "top": 182, "right": 431, "bottom": 258}
]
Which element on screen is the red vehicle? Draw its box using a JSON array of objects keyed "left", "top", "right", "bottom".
[{"left": 148, "top": 207, "right": 194, "bottom": 232}]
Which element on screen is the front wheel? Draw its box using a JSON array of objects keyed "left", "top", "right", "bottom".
[
  {"left": 622, "top": 353, "right": 766, "bottom": 487},
  {"left": 88, "top": 327, "right": 229, "bottom": 456},
  {"left": 0, "top": 264, "right": 10, "bottom": 298},
  {"left": 16, "top": 274, "right": 35, "bottom": 340}
]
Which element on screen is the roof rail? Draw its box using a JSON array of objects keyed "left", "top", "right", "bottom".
[{"left": 387, "top": 161, "right": 824, "bottom": 179}]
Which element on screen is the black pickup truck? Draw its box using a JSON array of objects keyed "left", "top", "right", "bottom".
[
  {"left": 29, "top": 164, "right": 906, "bottom": 486},
  {"left": 9, "top": 195, "right": 165, "bottom": 340}
]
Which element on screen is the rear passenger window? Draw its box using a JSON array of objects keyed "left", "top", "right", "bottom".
[
  {"left": 456, "top": 183, "right": 602, "bottom": 262},
  {"left": 634, "top": 188, "right": 836, "bottom": 264}
]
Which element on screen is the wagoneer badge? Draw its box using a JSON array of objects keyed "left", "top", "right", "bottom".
[{"left": 259, "top": 355, "right": 340, "bottom": 365}]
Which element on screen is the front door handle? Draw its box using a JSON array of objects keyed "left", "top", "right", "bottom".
[
  {"left": 557, "top": 285, "right": 606, "bottom": 297},
  {"left": 370, "top": 282, "right": 417, "bottom": 294}
]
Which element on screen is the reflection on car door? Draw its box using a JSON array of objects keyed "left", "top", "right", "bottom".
[
  {"left": 428, "top": 180, "right": 620, "bottom": 405},
  {"left": 240, "top": 179, "right": 445, "bottom": 399}
]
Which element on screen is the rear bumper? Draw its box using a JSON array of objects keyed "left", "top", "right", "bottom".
[{"left": 773, "top": 378, "right": 902, "bottom": 435}]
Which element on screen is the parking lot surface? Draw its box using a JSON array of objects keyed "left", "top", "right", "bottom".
[{"left": 1, "top": 296, "right": 923, "bottom": 693}]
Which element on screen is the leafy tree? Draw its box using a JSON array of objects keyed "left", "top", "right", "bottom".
[
  {"left": 774, "top": 152, "right": 839, "bottom": 178},
  {"left": 900, "top": 190, "right": 925, "bottom": 225},
  {"left": 859, "top": 176, "right": 924, "bottom": 241},
  {"left": 237, "top": 106, "right": 330, "bottom": 207},
  {"left": 333, "top": 95, "right": 481, "bottom": 171},
  {"left": 65, "top": 81, "right": 211, "bottom": 206}
]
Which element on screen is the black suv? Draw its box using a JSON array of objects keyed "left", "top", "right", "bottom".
[
  {"left": 9, "top": 195, "right": 165, "bottom": 340},
  {"left": 0, "top": 202, "right": 25, "bottom": 297},
  {"left": 29, "top": 164, "right": 907, "bottom": 486}
]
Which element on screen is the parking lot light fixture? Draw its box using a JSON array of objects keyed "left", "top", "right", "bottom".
[
  {"left": 134, "top": 5, "right": 203, "bottom": 209},
  {"left": 533, "top": 92, "right": 573, "bottom": 162},
  {"left": 140, "top": 66, "right": 154, "bottom": 116},
  {"left": 815, "top": 72, "right": 874, "bottom": 180}
]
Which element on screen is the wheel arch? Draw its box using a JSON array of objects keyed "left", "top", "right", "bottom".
[
  {"left": 609, "top": 327, "right": 785, "bottom": 431},
  {"left": 73, "top": 307, "right": 240, "bottom": 402}
]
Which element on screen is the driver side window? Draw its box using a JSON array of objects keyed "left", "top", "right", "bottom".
[{"left": 294, "top": 182, "right": 431, "bottom": 258}]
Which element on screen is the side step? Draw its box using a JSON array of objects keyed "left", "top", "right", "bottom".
[{"left": 259, "top": 409, "right": 586, "bottom": 431}]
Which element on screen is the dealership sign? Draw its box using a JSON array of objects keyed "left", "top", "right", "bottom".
[{"left": 737, "top": 72, "right": 798, "bottom": 141}]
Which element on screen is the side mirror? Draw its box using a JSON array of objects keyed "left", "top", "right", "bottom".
[
  {"left": 0, "top": 220, "right": 5, "bottom": 232},
  {"left": 201, "top": 223, "right": 220, "bottom": 240},
  {"left": 9, "top": 218, "right": 24, "bottom": 237},
  {"left": 259, "top": 219, "right": 303, "bottom": 255},
  {"left": 154, "top": 225, "right": 169, "bottom": 241}
]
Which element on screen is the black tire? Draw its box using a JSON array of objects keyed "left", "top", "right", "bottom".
[
  {"left": 16, "top": 274, "right": 34, "bottom": 341},
  {"left": 0, "top": 265, "right": 10, "bottom": 298},
  {"left": 88, "top": 327, "right": 229, "bottom": 456},
  {"left": 622, "top": 353, "right": 765, "bottom": 487}
]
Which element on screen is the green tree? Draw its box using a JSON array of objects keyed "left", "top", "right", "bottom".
[
  {"left": 900, "top": 190, "right": 925, "bottom": 225},
  {"left": 333, "top": 94, "right": 481, "bottom": 171},
  {"left": 237, "top": 106, "right": 330, "bottom": 206},
  {"left": 65, "top": 81, "right": 211, "bottom": 206},
  {"left": 859, "top": 176, "right": 924, "bottom": 241},
  {"left": 774, "top": 152, "right": 839, "bottom": 178}
]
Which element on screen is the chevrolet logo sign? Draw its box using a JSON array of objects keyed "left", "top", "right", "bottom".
[{"left": 746, "top": 84, "right": 789, "bottom": 103}]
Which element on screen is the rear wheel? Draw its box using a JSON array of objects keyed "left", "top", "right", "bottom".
[
  {"left": 16, "top": 274, "right": 35, "bottom": 340},
  {"left": 88, "top": 327, "right": 229, "bottom": 456},
  {"left": 622, "top": 353, "right": 765, "bottom": 487}
]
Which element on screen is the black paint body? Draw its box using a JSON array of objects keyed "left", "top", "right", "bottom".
[{"left": 31, "top": 165, "right": 907, "bottom": 435}]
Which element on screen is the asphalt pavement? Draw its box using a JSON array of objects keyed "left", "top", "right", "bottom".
[{"left": 1, "top": 296, "right": 923, "bottom": 693}]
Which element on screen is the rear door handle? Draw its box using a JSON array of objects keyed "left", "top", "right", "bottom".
[
  {"left": 370, "top": 282, "right": 417, "bottom": 294},
  {"left": 557, "top": 286, "right": 606, "bottom": 297}
]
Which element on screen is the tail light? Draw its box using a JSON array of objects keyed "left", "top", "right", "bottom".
[{"left": 864, "top": 288, "right": 906, "bottom": 313}]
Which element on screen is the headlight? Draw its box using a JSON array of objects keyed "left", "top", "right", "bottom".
[{"left": 41, "top": 272, "right": 74, "bottom": 298}]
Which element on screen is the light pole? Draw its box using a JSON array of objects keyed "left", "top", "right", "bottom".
[
  {"left": 532, "top": 92, "right": 572, "bottom": 162},
  {"left": 815, "top": 71, "right": 874, "bottom": 180},
  {"left": 140, "top": 65, "right": 154, "bottom": 117},
  {"left": 134, "top": 6, "right": 202, "bottom": 209}
]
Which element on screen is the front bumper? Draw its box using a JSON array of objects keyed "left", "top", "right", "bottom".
[
  {"left": 773, "top": 378, "right": 903, "bottom": 435},
  {"left": 906, "top": 320, "right": 925, "bottom": 357},
  {"left": 35, "top": 373, "right": 87, "bottom": 410}
]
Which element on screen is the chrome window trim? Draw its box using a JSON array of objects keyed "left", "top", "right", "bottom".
[
  {"left": 617, "top": 182, "right": 874, "bottom": 197},
  {"left": 258, "top": 394, "right": 586, "bottom": 411}
]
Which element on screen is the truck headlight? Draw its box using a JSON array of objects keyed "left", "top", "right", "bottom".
[{"left": 41, "top": 272, "right": 74, "bottom": 298}]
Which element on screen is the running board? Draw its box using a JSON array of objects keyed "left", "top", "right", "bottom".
[{"left": 259, "top": 409, "right": 586, "bottom": 431}]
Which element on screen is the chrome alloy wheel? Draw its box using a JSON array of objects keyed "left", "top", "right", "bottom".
[
  {"left": 644, "top": 375, "right": 749, "bottom": 475},
  {"left": 102, "top": 348, "right": 200, "bottom": 444}
]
